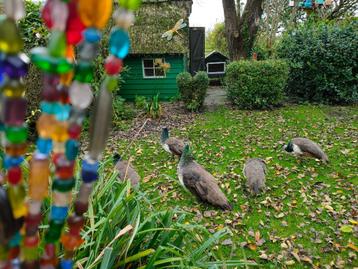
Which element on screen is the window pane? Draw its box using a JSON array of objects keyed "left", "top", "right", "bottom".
[
  {"left": 144, "top": 68, "right": 154, "bottom": 77},
  {"left": 208, "top": 63, "right": 225, "bottom": 73},
  {"left": 155, "top": 68, "right": 165, "bottom": 77},
  {"left": 143, "top": 59, "right": 153, "bottom": 68}
]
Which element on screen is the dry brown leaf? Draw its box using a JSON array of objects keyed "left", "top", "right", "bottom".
[
  {"left": 347, "top": 243, "right": 358, "bottom": 252},
  {"left": 248, "top": 244, "right": 257, "bottom": 251}
]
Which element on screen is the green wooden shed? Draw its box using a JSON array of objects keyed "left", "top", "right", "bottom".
[{"left": 120, "top": 0, "right": 193, "bottom": 100}]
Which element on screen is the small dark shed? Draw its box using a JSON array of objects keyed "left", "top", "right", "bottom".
[{"left": 205, "top": 51, "right": 229, "bottom": 79}]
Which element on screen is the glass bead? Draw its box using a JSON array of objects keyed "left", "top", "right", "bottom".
[
  {"left": 5, "top": 125, "right": 27, "bottom": 144},
  {"left": 3, "top": 97, "right": 27, "bottom": 126},
  {"left": 53, "top": 191, "right": 72, "bottom": 207},
  {"left": 8, "top": 232, "right": 21, "bottom": 248},
  {"left": 45, "top": 220, "right": 65, "bottom": 243},
  {"left": 59, "top": 259, "right": 74, "bottom": 269},
  {"left": 24, "top": 235, "right": 39, "bottom": 248},
  {"left": 22, "top": 246, "right": 39, "bottom": 261},
  {"left": 30, "top": 47, "right": 73, "bottom": 74},
  {"left": 27, "top": 200, "right": 42, "bottom": 216},
  {"left": 67, "top": 215, "right": 84, "bottom": 235},
  {"left": 77, "top": 183, "right": 93, "bottom": 203},
  {"left": 69, "top": 107, "right": 86, "bottom": 125},
  {"left": 54, "top": 103, "right": 71, "bottom": 121},
  {"left": 21, "top": 261, "right": 40, "bottom": 269},
  {"left": 7, "top": 167, "right": 22, "bottom": 185},
  {"left": 61, "top": 234, "right": 83, "bottom": 251},
  {"left": 0, "top": 53, "right": 29, "bottom": 79},
  {"left": 1, "top": 80, "right": 25, "bottom": 97},
  {"left": 7, "top": 184, "right": 27, "bottom": 218},
  {"left": 109, "top": 27, "right": 130, "bottom": 59},
  {"left": 48, "top": 30, "right": 67, "bottom": 58},
  {"left": 5, "top": 143, "right": 27, "bottom": 157},
  {"left": 50, "top": 0, "right": 69, "bottom": 31},
  {"left": 68, "top": 123, "right": 81, "bottom": 139},
  {"left": 7, "top": 246, "right": 20, "bottom": 259},
  {"left": 69, "top": 81, "right": 93, "bottom": 109},
  {"left": 78, "top": 42, "right": 99, "bottom": 61},
  {"left": 40, "top": 102, "right": 56, "bottom": 115},
  {"left": 74, "top": 61, "right": 94, "bottom": 83},
  {"left": 25, "top": 213, "right": 42, "bottom": 230},
  {"left": 83, "top": 28, "right": 101, "bottom": 43},
  {"left": 66, "top": 0, "right": 85, "bottom": 45},
  {"left": 28, "top": 154, "right": 50, "bottom": 201},
  {"left": 104, "top": 55, "right": 123, "bottom": 75},
  {"left": 50, "top": 206, "right": 69, "bottom": 221},
  {"left": 0, "top": 17, "right": 23, "bottom": 54},
  {"left": 37, "top": 138, "right": 53, "bottom": 155},
  {"left": 113, "top": 8, "right": 135, "bottom": 29},
  {"left": 52, "top": 178, "right": 75, "bottom": 193},
  {"left": 102, "top": 75, "right": 118, "bottom": 92},
  {"left": 3, "top": 156, "right": 24, "bottom": 169},
  {"left": 88, "top": 86, "right": 112, "bottom": 160},
  {"left": 55, "top": 155, "right": 75, "bottom": 179},
  {"left": 4, "top": 0, "right": 26, "bottom": 20},
  {"left": 51, "top": 120, "right": 69, "bottom": 142},
  {"left": 65, "top": 139, "right": 79, "bottom": 161},
  {"left": 42, "top": 74, "right": 61, "bottom": 102},
  {"left": 119, "top": 0, "right": 142, "bottom": 10},
  {"left": 37, "top": 114, "right": 56, "bottom": 138},
  {"left": 52, "top": 141, "right": 65, "bottom": 154},
  {"left": 81, "top": 159, "right": 99, "bottom": 183},
  {"left": 60, "top": 72, "right": 74, "bottom": 88},
  {"left": 41, "top": 0, "right": 54, "bottom": 28},
  {"left": 74, "top": 200, "right": 88, "bottom": 215},
  {"left": 78, "top": 0, "right": 112, "bottom": 29}
]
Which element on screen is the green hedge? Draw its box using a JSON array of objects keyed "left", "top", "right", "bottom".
[
  {"left": 176, "top": 71, "right": 209, "bottom": 111},
  {"left": 225, "top": 60, "right": 289, "bottom": 109},
  {"left": 277, "top": 20, "right": 358, "bottom": 104}
]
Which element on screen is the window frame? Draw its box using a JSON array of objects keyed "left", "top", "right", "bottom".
[
  {"left": 206, "top": 61, "right": 226, "bottom": 75},
  {"left": 142, "top": 58, "right": 167, "bottom": 79}
]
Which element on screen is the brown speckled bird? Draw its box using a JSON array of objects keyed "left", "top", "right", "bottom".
[
  {"left": 114, "top": 154, "right": 140, "bottom": 188},
  {"left": 243, "top": 158, "right": 267, "bottom": 195},
  {"left": 283, "top": 138, "right": 329, "bottom": 163},
  {"left": 160, "top": 127, "right": 185, "bottom": 157}
]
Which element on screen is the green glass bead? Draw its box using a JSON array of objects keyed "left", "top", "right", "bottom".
[
  {"left": 45, "top": 220, "right": 65, "bottom": 243},
  {"left": 5, "top": 125, "right": 28, "bottom": 144},
  {"left": 74, "top": 61, "right": 94, "bottom": 83},
  {"left": 22, "top": 246, "right": 39, "bottom": 261},
  {"left": 119, "top": 0, "right": 142, "bottom": 10},
  {"left": 48, "top": 30, "right": 67, "bottom": 58},
  {"left": 103, "top": 75, "right": 117, "bottom": 92},
  {"left": 52, "top": 178, "right": 76, "bottom": 192},
  {"left": 30, "top": 47, "right": 73, "bottom": 74},
  {"left": 0, "top": 16, "right": 23, "bottom": 54}
]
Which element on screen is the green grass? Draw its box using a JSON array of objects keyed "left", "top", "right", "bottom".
[{"left": 107, "top": 104, "right": 358, "bottom": 268}]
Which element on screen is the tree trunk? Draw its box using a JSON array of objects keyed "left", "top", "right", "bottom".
[{"left": 222, "top": 0, "right": 264, "bottom": 60}]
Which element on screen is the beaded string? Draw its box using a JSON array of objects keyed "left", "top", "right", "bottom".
[{"left": 0, "top": 0, "right": 141, "bottom": 268}]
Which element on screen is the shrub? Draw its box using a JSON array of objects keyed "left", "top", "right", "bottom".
[
  {"left": 134, "top": 95, "right": 148, "bottom": 110},
  {"left": 277, "top": 20, "right": 358, "bottom": 104},
  {"left": 112, "top": 97, "right": 137, "bottom": 125},
  {"left": 145, "top": 93, "right": 162, "bottom": 119},
  {"left": 225, "top": 60, "right": 288, "bottom": 109},
  {"left": 176, "top": 71, "right": 209, "bottom": 111}
]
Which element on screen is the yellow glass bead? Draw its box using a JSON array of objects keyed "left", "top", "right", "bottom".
[
  {"left": 60, "top": 71, "right": 74, "bottom": 86},
  {"left": 29, "top": 156, "right": 50, "bottom": 201},
  {"left": 0, "top": 16, "right": 23, "bottom": 54},
  {"left": 7, "top": 184, "right": 27, "bottom": 218},
  {"left": 78, "top": 0, "right": 112, "bottom": 29},
  {"left": 51, "top": 120, "right": 68, "bottom": 142},
  {"left": 1, "top": 81, "right": 25, "bottom": 97},
  {"left": 36, "top": 114, "right": 56, "bottom": 139}
]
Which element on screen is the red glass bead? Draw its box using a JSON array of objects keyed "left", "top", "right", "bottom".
[
  {"left": 45, "top": 243, "right": 56, "bottom": 258},
  {"left": 55, "top": 155, "right": 75, "bottom": 179},
  {"left": 66, "top": 0, "right": 86, "bottom": 45},
  {"left": 7, "top": 166, "right": 22, "bottom": 185},
  {"left": 41, "top": 0, "right": 53, "bottom": 28},
  {"left": 42, "top": 74, "right": 61, "bottom": 101},
  {"left": 24, "top": 235, "right": 39, "bottom": 247},
  {"left": 67, "top": 215, "right": 85, "bottom": 236},
  {"left": 3, "top": 97, "right": 27, "bottom": 125},
  {"left": 61, "top": 234, "right": 83, "bottom": 251},
  {"left": 25, "top": 212, "right": 42, "bottom": 226},
  {"left": 104, "top": 55, "right": 122, "bottom": 75},
  {"left": 68, "top": 123, "right": 81, "bottom": 139},
  {"left": 58, "top": 85, "right": 70, "bottom": 104},
  {"left": 7, "top": 246, "right": 20, "bottom": 259},
  {"left": 74, "top": 200, "right": 88, "bottom": 215}
]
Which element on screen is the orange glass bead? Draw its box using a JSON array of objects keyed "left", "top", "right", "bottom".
[
  {"left": 60, "top": 234, "right": 83, "bottom": 251},
  {"left": 51, "top": 120, "right": 68, "bottom": 142},
  {"left": 37, "top": 114, "right": 56, "bottom": 139},
  {"left": 5, "top": 142, "right": 27, "bottom": 156},
  {"left": 60, "top": 71, "right": 74, "bottom": 86},
  {"left": 29, "top": 155, "right": 50, "bottom": 201},
  {"left": 78, "top": 0, "right": 112, "bottom": 29}
]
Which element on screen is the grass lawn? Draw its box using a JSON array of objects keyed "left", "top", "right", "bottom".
[{"left": 107, "top": 104, "right": 357, "bottom": 268}]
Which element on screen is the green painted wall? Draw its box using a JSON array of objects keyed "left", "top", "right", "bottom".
[{"left": 119, "top": 54, "right": 185, "bottom": 100}]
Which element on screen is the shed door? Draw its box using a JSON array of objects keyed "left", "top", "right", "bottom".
[{"left": 189, "top": 27, "right": 205, "bottom": 75}]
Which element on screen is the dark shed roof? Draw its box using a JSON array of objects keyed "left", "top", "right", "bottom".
[{"left": 205, "top": 51, "right": 229, "bottom": 63}]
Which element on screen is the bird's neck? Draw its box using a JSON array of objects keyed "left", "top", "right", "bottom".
[{"left": 161, "top": 130, "right": 169, "bottom": 144}]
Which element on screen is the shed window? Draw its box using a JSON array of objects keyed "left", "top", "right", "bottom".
[
  {"left": 142, "top": 58, "right": 166, "bottom": 78},
  {"left": 207, "top": 62, "right": 226, "bottom": 75}
]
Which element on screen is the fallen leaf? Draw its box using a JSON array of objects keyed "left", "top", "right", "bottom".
[
  {"left": 255, "top": 231, "right": 261, "bottom": 242},
  {"left": 248, "top": 244, "right": 257, "bottom": 251},
  {"left": 291, "top": 251, "right": 301, "bottom": 262},
  {"left": 349, "top": 219, "right": 358, "bottom": 225},
  {"left": 347, "top": 243, "right": 358, "bottom": 252},
  {"left": 275, "top": 213, "right": 285, "bottom": 219},
  {"left": 221, "top": 239, "right": 233, "bottom": 246},
  {"left": 285, "top": 260, "right": 295, "bottom": 265},
  {"left": 340, "top": 225, "right": 353, "bottom": 233}
]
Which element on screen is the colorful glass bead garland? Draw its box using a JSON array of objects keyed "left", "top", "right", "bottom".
[{"left": 0, "top": 0, "right": 141, "bottom": 268}]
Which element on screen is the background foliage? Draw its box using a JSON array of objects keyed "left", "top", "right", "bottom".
[
  {"left": 277, "top": 19, "right": 358, "bottom": 104},
  {"left": 225, "top": 60, "right": 288, "bottom": 109}
]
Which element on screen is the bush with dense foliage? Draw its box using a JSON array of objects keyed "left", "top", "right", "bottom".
[
  {"left": 277, "top": 19, "right": 358, "bottom": 104},
  {"left": 176, "top": 71, "right": 209, "bottom": 111},
  {"left": 225, "top": 60, "right": 289, "bottom": 109}
]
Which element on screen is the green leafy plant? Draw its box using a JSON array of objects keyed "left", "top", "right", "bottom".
[
  {"left": 112, "top": 97, "right": 137, "bottom": 126},
  {"left": 277, "top": 19, "right": 358, "bottom": 104},
  {"left": 176, "top": 71, "right": 209, "bottom": 111},
  {"left": 145, "top": 93, "right": 162, "bottom": 119},
  {"left": 134, "top": 95, "right": 148, "bottom": 110},
  {"left": 225, "top": 60, "right": 288, "bottom": 109}
]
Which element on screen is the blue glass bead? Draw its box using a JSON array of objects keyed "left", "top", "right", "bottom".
[
  {"left": 3, "top": 155, "right": 24, "bottom": 169},
  {"left": 61, "top": 259, "right": 73, "bottom": 269},
  {"left": 55, "top": 103, "right": 71, "bottom": 121},
  {"left": 81, "top": 158, "right": 99, "bottom": 183},
  {"left": 84, "top": 28, "right": 101, "bottom": 43},
  {"left": 40, "top": 101, "right": 57, "bottom": 115},
  {"left": 109, "top": 28, "right": 130, "bottom": 59},
  {"left": 0, "top": 121, "right": 5, "bottom": 131},
  {"left": 50, "top": 206, "right": 69, "bottom": 221},
  {"left": 0, "top": 53, "right": 29, "bottom": 79},
  {"left": 8, "top": 232, "right": 21, "bottom": 248},
  {"left": 37, "top": 138, "right": 53, "bottom": 155},
  {"left": 65, "top": 139, "right": 79, "bottom": 161}
]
